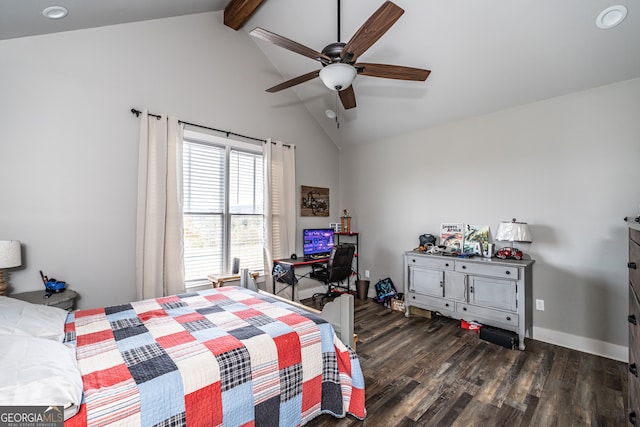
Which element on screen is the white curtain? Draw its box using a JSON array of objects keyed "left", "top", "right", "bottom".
[
  {"left": 263, "top": 139, "right": 296, "bottom": 298},
  {"left": 136, "top": 110, "right": 185, "bottom": 300}
]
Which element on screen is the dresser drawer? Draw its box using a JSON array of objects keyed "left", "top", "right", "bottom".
[
  {"left": 455, "top": 261, "right": 519, "bottom": 280},
  {"left": 457, "top": 302, "right": 518, "bottom": 329},
  {"left": 406, "top": 255, "right": 455, "bottom": 270},
  {"left": 630, "top": 232, "right": 640, "bottom": 299},
  {"left": 407, "top": 291, "right": 455, "bottom": 314}
]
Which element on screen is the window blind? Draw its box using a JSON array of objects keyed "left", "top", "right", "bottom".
[{"left": 183, "top": 139, "right": 264, "bottom": 284}]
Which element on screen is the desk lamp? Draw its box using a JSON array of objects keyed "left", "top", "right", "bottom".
[
  {"left": 495, "top": 219, "right": 532, "bottom": 259},
  {"left": 0, "top": 240, "right": 22, "bottom": 295}
]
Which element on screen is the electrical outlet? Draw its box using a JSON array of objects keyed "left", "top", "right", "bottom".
[
  {"left": 365, "top": 270, "right": 370, "bottom": 278},
  {"left": 536, "top": 299, "right": 545, "bottom": 311}
]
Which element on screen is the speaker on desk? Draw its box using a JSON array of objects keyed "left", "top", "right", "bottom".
[{"left": 232, "top": 258, "right": 240, "bottom": 274}]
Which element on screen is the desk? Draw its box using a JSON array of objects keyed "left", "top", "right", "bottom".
[{"left": 272, "top": 257, "right": 328, "bottom": 300}]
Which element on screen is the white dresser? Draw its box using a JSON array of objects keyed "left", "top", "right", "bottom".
[{"left": 403, "top": 251, "right": 534, "bottom": 350}]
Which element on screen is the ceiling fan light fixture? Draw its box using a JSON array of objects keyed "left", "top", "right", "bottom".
[{"left": 319, "top": 63, "right": 357, "bottom": 91}]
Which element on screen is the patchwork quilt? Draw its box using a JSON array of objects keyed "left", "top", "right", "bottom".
[{"left": 64, "top": 287, "right": 365, "bottom": 426}]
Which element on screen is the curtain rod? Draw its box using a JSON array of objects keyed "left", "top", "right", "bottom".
[{"left": 130, "top": 108, "right": 290, "bottom": 147}]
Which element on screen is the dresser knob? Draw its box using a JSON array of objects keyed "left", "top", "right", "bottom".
[
  {"left": 630, "top": 315, "right": 638, "bottom": 325},
  {"left": 505, "top": 271, "right": 511, "bottom": 275},
  {"left": 463, "top": 307, "right": 467, "bottom": 311},
  {"left": 506, "top": 316, "right": 511, "bottom": 321},
  {"left": 629, "top": 262, "right": 637, "bottom": 270},
  {"left": 445, "top": 263, "right": 449, "bottom": 267},
  {"left": 445, "top": 303, "right": 450, "bottom": 307},
  {"left": 462, "top": 265, "right": 466, "bottom": 269},
  {"left": 412, "top": 296, "right": 416, "bottom": 299},
  {"left": 631, "top": 363, "right": 638, "bottom": 377}
]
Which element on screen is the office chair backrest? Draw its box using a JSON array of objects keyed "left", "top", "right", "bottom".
[{"left": 325, "top": 243, "right": 356, "bottom": 283}]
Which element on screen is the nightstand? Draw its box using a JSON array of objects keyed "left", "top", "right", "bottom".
[{"left": 11, "top": 289, "right": 78, "bottom": 311}]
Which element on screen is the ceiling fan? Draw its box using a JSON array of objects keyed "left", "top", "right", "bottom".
[{"left": 249, "top": 1, "right": 431, "bottom": 110}]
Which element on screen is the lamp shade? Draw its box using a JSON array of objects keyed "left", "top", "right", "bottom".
[
  {"left": 495, "top": 220, "right": 532, "bottom": 243},
  {"left": 0, "top": 240, "right": 22, "bottom": 268},
  {"left": 319, "top": 63, "right": 357, "bottom": 91}
]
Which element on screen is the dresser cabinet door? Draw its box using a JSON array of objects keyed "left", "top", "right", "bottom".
[
  {"left": 409, "top": 267, "right": 444, "bottom": 297},
  {"left": 630, "top": 286, "right": 640, "bottom": 426},
  {"left": 444, "top": 271, "right": 467, "bottom": 302},
  {"left": 468, "top": 275, "right": 517, "bottom": 312}
]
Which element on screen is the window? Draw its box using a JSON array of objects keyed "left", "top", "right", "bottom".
[{"left": 182, "top": 131, "right": 264, "bottom": 285}]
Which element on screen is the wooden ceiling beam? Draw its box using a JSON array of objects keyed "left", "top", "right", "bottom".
[{"left": 224, "top": 0, "right": 266, "bottom": 30}]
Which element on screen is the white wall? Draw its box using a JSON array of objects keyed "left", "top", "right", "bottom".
[
  {"left": 340, "top": 78, "right": 640, "bottom": 359},
  {"left": 0, "top": 12, "right": 338, "bottom": 309}
]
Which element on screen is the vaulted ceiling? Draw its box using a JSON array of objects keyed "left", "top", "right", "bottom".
[{"left": 2, "top": 0, "right": 639, "bottom": 146}]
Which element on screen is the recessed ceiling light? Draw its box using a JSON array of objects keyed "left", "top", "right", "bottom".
[
  {"left": 325, "top": 109, "right": 337, "bottom": 120},
  {"left": 596, "top": 5, "right": 628, "bottom": 29},
  {"left": 42, "top": 6, "right": 68, "bottom": 20}
]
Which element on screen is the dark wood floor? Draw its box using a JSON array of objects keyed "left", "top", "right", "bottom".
[{"left": 302, "top": 297, "right": 628, "bottom": 427}]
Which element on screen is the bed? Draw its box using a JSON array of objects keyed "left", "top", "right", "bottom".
[{"left": 0, "top": 286, "right": 365, "bottom": 426}]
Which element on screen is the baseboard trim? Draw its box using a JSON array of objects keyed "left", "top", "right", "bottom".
[{"left": 533, "top": 326, "right": 627, "bottom": 362}]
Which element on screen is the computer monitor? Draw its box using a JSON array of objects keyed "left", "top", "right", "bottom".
[{"left": 303, "top": 228, "right": 335, "bottom": 259}]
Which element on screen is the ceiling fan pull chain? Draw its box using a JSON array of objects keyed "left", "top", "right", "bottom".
[{"left": 336, "top": 92, "right": 340, "bottom": 129}]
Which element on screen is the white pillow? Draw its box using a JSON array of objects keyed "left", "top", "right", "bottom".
[
  {"left": 0, "top": 335, "right": 83, "bottom": 420},
  {"left": 0, "top": 296, "right": 69, "bottom": 342}
]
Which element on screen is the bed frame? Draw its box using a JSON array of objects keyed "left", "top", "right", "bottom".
[{"left": 240, "top": 269, "right": 355, "bottom": 348}]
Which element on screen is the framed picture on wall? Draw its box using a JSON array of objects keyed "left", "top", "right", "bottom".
[{"left": 301, "top": 185, "right": 329, "bottom": 217}]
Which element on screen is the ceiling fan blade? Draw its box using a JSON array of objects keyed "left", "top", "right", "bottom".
[
  {"left": 339, "top": 86, "right": 357, "bottom": 110},
  {"left": 250, "top": 28, "right": 331, "bottom": 62},
  {"left": 356, "top": 63, "right": 431, "bottom": 81},
  {"left": 266, "top": 70, "right": 320, "bottom": 93},
  {"left": 341, "top": 1, "right": 404, "bottom": 60},
  {"left": 224, "top": 0, "right": 266, "bottom": 30}
]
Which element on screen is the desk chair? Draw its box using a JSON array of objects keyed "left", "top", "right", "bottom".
[{"left": 311, "top": 243, "right": 356, "bottom": 305}]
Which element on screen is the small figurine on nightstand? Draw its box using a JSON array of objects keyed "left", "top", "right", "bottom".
[{"left": 40, "top": 270, "right": 66, "bottom": 297}]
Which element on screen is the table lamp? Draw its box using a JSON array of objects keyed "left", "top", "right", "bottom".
[
  {"left": 0, "top": 240, "right": 22, "bottom": 295},
  {"left": 495, "top": 219, "right": 532, "bottom": 257}
]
